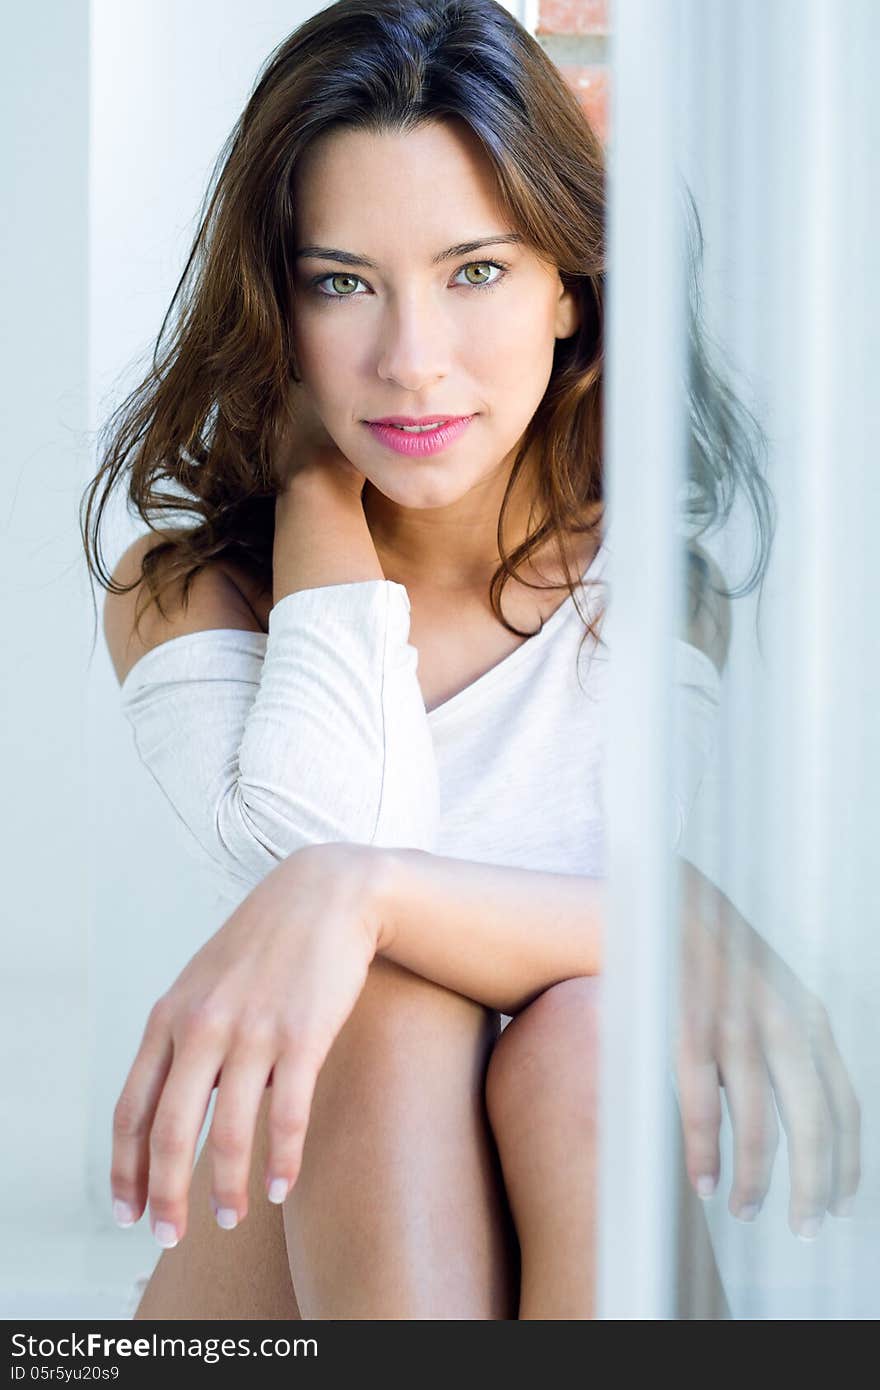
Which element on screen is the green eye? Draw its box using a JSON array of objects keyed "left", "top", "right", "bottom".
[
  {"left": 310, "top": 258, "right": 509, "bottom": 301},
  {"left": 460, "top": 262, "right": 495, "bottom": 286},
  {"left": 322, "top": 273, "right": 363, "bottom": 297},
  {"left": 454, "top": 261, "right": 508, "bottom": 292}
]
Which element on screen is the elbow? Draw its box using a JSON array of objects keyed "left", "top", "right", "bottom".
[{"left": 213, "top": 780, "right": 386, "bottom": 887}]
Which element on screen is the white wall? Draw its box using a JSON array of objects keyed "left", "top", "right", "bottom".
[{"left": 0, "top": 0, "right": 94, "bottom": 1316}]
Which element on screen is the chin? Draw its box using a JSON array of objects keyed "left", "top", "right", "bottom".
[
  {"left": 369, "top": 470, "right": 472, "bottom": 510},
  {"left": 371, "top": 483, "right": 454, "bottom": 510}
]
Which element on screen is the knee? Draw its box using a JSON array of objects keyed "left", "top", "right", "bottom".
[
  {"left": 484, "top": 976, "right": 602, "bottom": 1135},
  {"left": 329, "top": 953, "right": 496, "bottom": 1086},
  {"left": 352, "top": 953, "right": 491, "bottom": 1039}
]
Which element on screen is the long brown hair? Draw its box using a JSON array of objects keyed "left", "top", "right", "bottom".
[{"left": 80, "top": 0, "right": 774, "bottom": 662}]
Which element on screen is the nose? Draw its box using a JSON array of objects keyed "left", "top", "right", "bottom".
[{"left": 375, "top": 289, "right": 451, "bottom": 393}]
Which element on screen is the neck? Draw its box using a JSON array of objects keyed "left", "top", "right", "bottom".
[{"left": 362, "top": 446, "right": 553, "bottom": 594}]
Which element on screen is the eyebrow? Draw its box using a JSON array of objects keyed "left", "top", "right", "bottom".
[{"left": 293, "top": 233, "right": 525, "bottom": 269}]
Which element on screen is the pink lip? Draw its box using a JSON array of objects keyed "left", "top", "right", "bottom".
[
  {"left": 364, "top": 415, "right": 476, "bottom": 457},
  {"left": 368, "top": 414, "right": 468, "bottom": 425}
]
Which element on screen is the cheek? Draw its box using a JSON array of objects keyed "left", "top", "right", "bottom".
[
  {"left": 477, "top": 311, "right": 557, "bottom": 419},
  {"left": 293, "top": 321, "right": 359, "bottom": 409},
  {"left": 481, "top": 291, "right": 557, "bottom": 372},
  {"left": 292, "top": 297, "right": 353, "bottom": 368}
]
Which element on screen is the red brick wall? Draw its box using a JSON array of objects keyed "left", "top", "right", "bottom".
[{"left": 535, "top": 0, "right": 610, "bottom": 147}]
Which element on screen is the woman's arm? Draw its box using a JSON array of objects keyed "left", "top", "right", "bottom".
[
  {"left": 110, "top": 841, "right": 858, "bottom": 1245},
  {"left": 370, "top": 846, "right": 605, "bottom": 1016},
  {"left": 271, "top": 459, "right": 385, "bottom": 601},
  {"left": 362, "top": 844, "right": 860, "bottom": 1236},
  {"left": 110, "top": 441, "right": 440, "bottom": 889}
]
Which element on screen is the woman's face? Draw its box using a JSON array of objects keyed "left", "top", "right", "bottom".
[{"left": 290, "top": 118, "right": 580, "bottom": 512}]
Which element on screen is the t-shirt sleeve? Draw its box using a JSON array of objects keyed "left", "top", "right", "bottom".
[
  {"left": 118, "top": 579, "right": 440, "bottom": 895},
  {"left": 670, "top": 637, "right": 722, "bottom": 850}
]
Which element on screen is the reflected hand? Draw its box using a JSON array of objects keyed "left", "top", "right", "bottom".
[
  {"left": 675, "top": 860, "right": 861, "bottom": 1239},
  {"left": 109, "top": 843, "right": 384, "bottom": 1248}
]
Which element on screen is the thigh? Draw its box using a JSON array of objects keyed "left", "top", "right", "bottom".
[
  {"left": 485, "top": 977, "right": 730, "bottom": 1319},
  {"left": 280, "top": 954, "right": 519, "bottom": 1319},
  {"left": 133, "top": 1085, "right": 299, "bottom": 1320},
  {"left": 484, "top": 978, "right": 602, "bottom": 1260}
]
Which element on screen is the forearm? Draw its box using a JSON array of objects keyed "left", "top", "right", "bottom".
[
  {"left": 372, "top": 848, "right": 606, "bottom": 1016},
  {"left": 273, "top": 472, "right": 385, "bottom": 604}
]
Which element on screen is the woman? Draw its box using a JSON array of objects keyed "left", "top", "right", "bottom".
[{"left": 82, "top": 0, "right": 857, "bottom": 1320}]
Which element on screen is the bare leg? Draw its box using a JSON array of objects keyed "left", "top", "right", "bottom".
[
  {"left": 281, "top": 954, "right": 520, "bottom": 1319},
  {"left": 485, "top": 978, "right": 600, "bottom": 1318},
  {"left": 135, "top": 955, "right": 519, "bottom": 1320},
  {"left": 132, "top": 963, "right": 726, "bottom": 1321},
  {"left": 485, "top": 977, "right": 730, "bottom": 1320},
  {"left": 133, "top": 1086, "right": 300, "bottom": 1320}
]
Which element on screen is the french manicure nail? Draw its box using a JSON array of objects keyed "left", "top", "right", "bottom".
[
  {"left": 267, "top": 1178, "right": 288, "bottom": 1204},
  {"left": 216, "top": 1207, "right": 238, "bottom": 1230},
  {"left": 112, "top": 1199, "right": 135, "bottom": 1228},
  {"left": 153, "top": 1220, "right": 178, "bottom": 1248},
  {"left": 696, "top": 1175, "right": 717, "bottom": 1199},
  {"left": 736, "top": 1203, "right": 760, "bottom": 1223},
  {"left": 830, "top": 1197, "right": 853, "bottom": 1220},
  {"left": 797, "top": 1216, "right": 823, "bottom": 1241}
]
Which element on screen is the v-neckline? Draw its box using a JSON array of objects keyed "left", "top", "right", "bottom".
[
  {"left": 118, "top": 530, "right": 612, "bottom": 714},
  {"left": 425, "top": 537, "right": 610, "bottom": 725}
]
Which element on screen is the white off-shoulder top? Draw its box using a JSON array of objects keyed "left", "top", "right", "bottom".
[{"left": 118, "top": 530, "right": 722, "bottom": 916}]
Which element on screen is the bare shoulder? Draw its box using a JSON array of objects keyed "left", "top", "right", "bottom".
[
  {"left": 683, "top": 542, "right": 731, "bottom": 676},
  {"left": 103, "top": 531, "right": 267, "bottom": 686}
]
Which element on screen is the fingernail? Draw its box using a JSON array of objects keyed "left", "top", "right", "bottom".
[
  {"left": 797, "top": 1215, "right": 823, "bottom": 1241},
  {"left": 215, "top": 1207, "right": 238, "bottom": 1230},
  {"left": 153, "top": 1220, "right": 178, "bottom": 1248},
  {"left": 112, "top": 1199, "right": 135, "bottom": 1228},
  {"left": 696, "top": 1175, "right": 717, "bottom": 1199},
  {"left": 267, "top": 1177, "right": 288, "bottom": 1204},
  {"left": 735, "top": 1203, "right": 760, "bottom": 1223},
  {"left": 830, "top": 1197, "right": 853, "bottom": 1220}
]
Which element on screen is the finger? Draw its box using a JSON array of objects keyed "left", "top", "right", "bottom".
[
  {"left": 110, "top": 1003, "right": 174, "bottom": 1226},
  {"left": 717, "top": 1026, "right": 779, "bottom": 1221},
  {"left": 262, "top": 1040, "right": 324, "bottom": 1203},
  {"left": 208, "top": 1037, "right": 276, "bottom": 1230},
  {"left": 147, "top": 1031, "right": 226, "bottom": 1247},
  {"left": 676, "top": 1031, "right": 723, "bottom": 1199},
  {"left": 809, "top": 1010, "right": 861, "bottom": 1216},
  {"left": 760, "top": 1019, "right": 833, "bottom": 1239}
]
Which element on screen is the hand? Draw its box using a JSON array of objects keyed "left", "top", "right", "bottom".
[
  {"left": 110, "top": 842, "right": 386, "bottom": 1248},
  {"left": 271, "top": 378, "right": 367, "bottom": 500},
  {"left": 674, "top": 859, "right": 861, "bottom": 1238}
]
